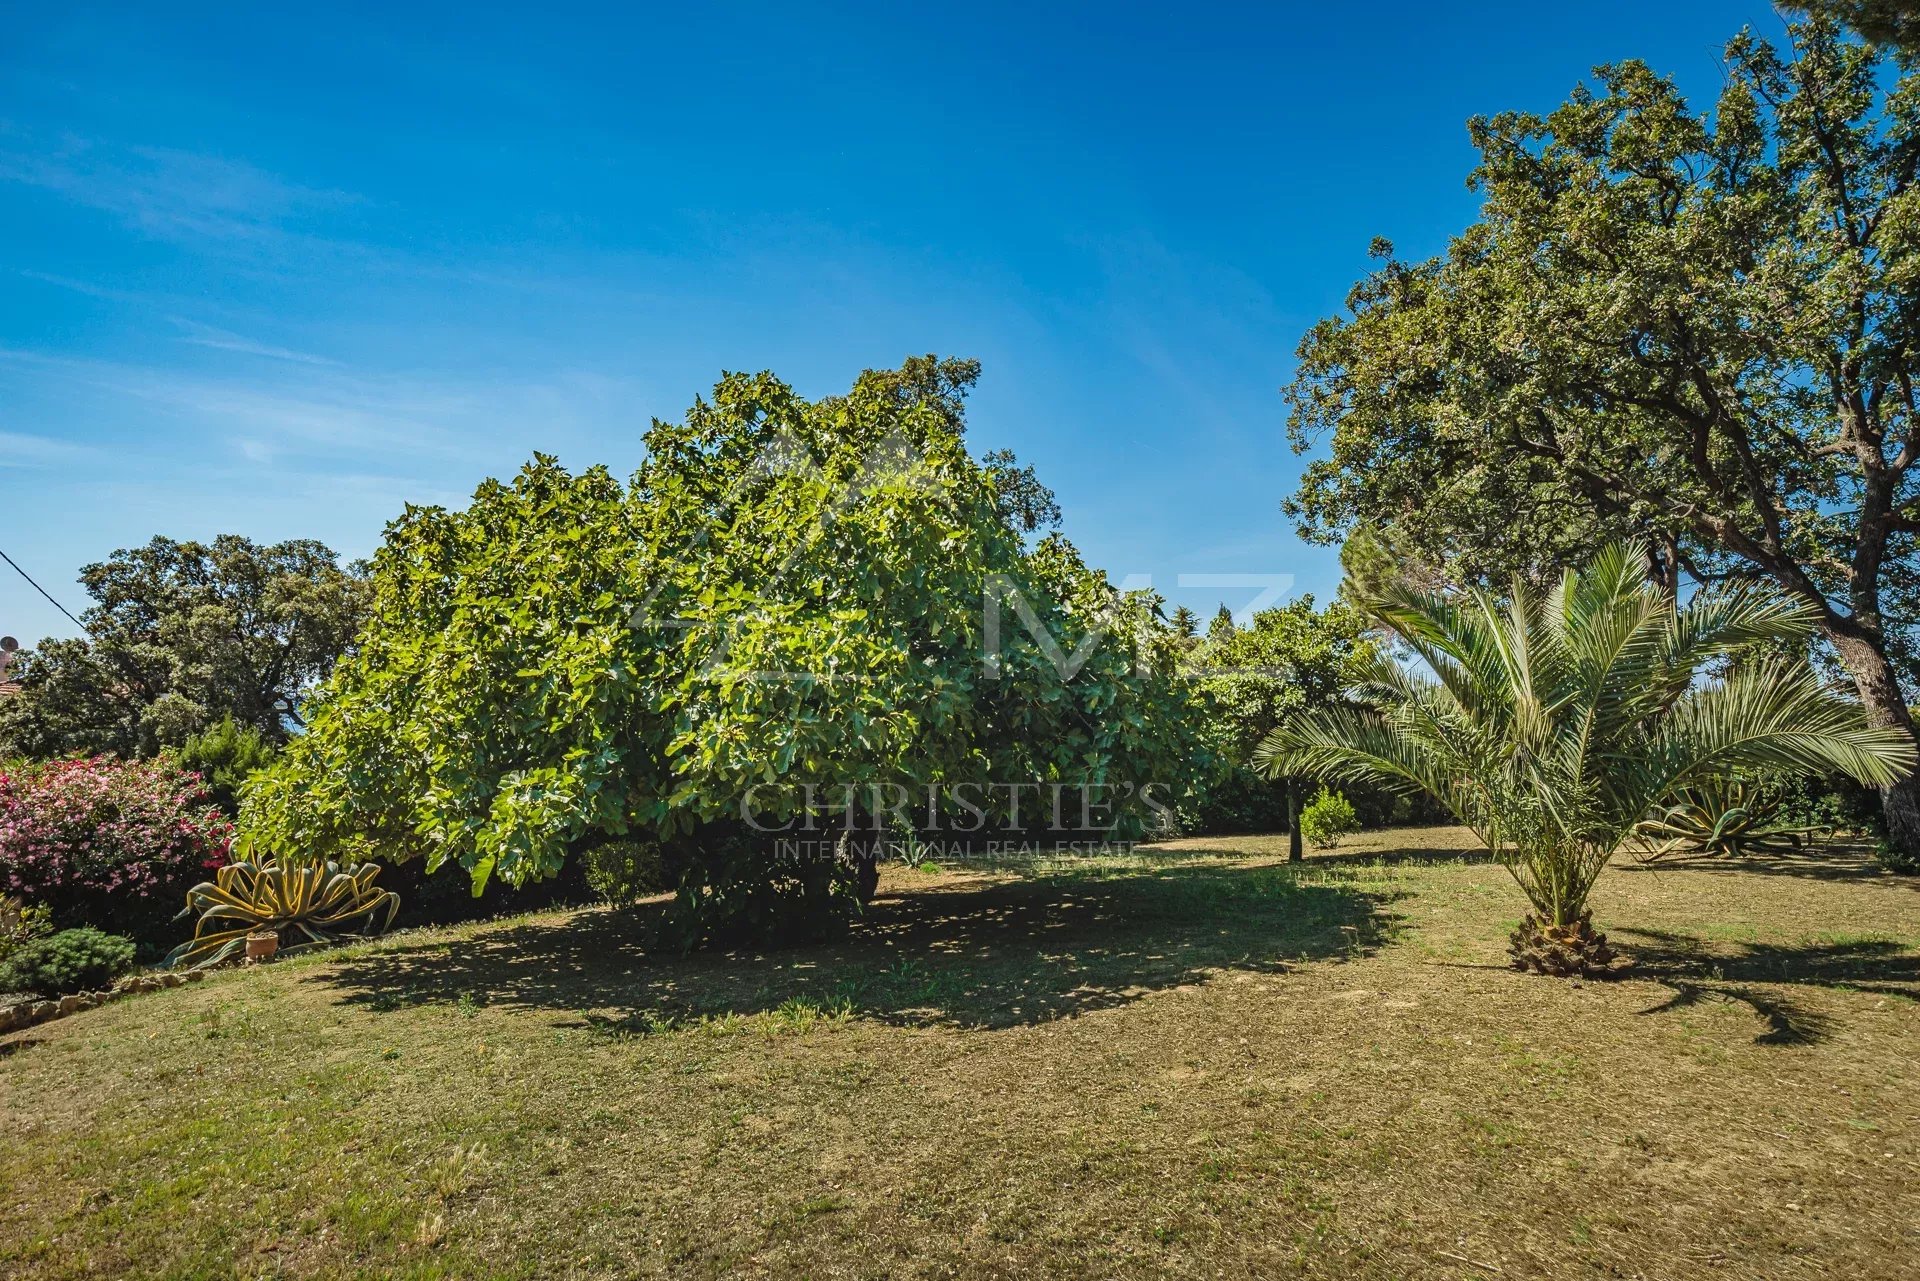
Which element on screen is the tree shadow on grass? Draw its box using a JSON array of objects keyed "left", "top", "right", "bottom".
[
  {"left": 1613, "top": 840, "right": 1918, "bottom": 888},
  {"left": 1142, "top": 842, "right": 1492, "bottom": 870},
  {"left": 1615, "top": 925, "right": 1920, "bottom": 1045},
  {"left": 312, "top": 862, "right": 1400, "bottom": 1031},
  {"left": 1316, "top": 845, "right": 1493, "bottom": 869}
]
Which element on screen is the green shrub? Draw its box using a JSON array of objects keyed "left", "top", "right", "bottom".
[
  {"left": 1298, "top": 786, "right": 1359, "bottom": 849},
  {"left": 1, "top": 926, "right": 137, "bottom": 995},
  {"left": 1875, "top": 834, "right": 1920, "bottom": 874},
  {"left": 583, "top": 839, "right": 669, "bottom": 904},
  {"left": 175, "top": 717, "right": 279, "bottom": 815}
]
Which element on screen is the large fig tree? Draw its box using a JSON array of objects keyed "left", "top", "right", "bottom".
[{"left": 240, "top": 358, "right": 1202, "bottom": 942}]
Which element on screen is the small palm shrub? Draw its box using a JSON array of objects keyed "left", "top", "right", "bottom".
[
  {"left": 1256, "top": 543, "right": 1915, "bottom": 977},
  {"left": 166, "top": 859, "right": 400, "bottom": 969},
  {"left": 1, "top": 926, "right": 136, "bottom": 995},
  {"left": 1299, "top": 786, "right": 1359, "bottom": 849},
  {"left": 0, "top": 756, "right": 231, "bottom": 945}
]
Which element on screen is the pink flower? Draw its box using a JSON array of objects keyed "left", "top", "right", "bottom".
[{"left": 0, "top": 755, "right": 230, "bottom": 910}]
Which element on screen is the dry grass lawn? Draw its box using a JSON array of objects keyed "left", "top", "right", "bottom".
[{"left": 2, "top": 826, "right": 1917, "bottom": 1279}]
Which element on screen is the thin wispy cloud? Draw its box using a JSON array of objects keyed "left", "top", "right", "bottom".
[
  {"left": 10, "top": 267, "right": 145, "bottom": 302},
  {"left": 0, "top": 345, "right": 651, "bottom": 471},
  {"left": 0, "top": 131, "right": 360, "bottom": 245},
  {"left": 170, "top": 319, "right": 342, "bottom": 366},
  {"left": 0, "top": 428, "right": 98, "bottom": 469}
]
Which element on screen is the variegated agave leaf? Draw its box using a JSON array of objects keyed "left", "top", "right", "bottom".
[
  {"left": 1635, "top": 779, "right": 1823, "bottom": 860},
  {"left": 165, "top": 859, "right": 401, "bottom": 969}
]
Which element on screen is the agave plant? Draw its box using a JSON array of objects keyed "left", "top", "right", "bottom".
[
  {"left": 1253, "top": 543, "right": 1915, "bottom": 977},
  {"left": 165, "top": 859, "right": 400, "bottom": 970},
  {"left": 1636, "top": 777, "right": 1822, "bottom": 860}
]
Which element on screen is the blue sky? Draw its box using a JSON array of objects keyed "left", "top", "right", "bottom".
[{"left": 1, "top": 1, "right": 1778, "bottom": 644}]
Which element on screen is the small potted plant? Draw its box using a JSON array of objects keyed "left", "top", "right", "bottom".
[{"left": 244, "top": 929, "right": 279, "bottom": 962}]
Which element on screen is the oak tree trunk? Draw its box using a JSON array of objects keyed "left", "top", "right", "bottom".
[{"left": 1830, "top": 630, "right": 1920, "bottom": 869}]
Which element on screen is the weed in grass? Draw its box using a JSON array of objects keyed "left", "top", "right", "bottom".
[
  {"left": 427, "top": 1144, "right": 488, "bottom": 1199},
  {"left": 792, "top": 1194, "right": 848, "bottom": 1220},
  {"left": 768, "top": 995, "right": 852, "bottom": 1033},
  {"left": 197, "top": 1004, "right": 261, "bottom": 1041},
  {"left": 581, "top": 1008, "right": 685, "bottom": 1040}
]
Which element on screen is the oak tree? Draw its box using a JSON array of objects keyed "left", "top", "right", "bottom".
[{"left": 1285, "top": 18, "right": 1920, "bottom": 864}]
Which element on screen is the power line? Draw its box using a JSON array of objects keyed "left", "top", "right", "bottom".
[{"left": 0, "top": 546, "right": 85, "bottom": 632}]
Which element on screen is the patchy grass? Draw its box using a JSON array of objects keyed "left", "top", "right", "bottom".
[{"left": 2, "top": 825, "right": 1917, "bottom": 1279}]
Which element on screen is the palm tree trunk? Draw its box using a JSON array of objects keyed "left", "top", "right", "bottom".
[{"left": 1508, "top": 844, "right": 1621, "bottom": 977}]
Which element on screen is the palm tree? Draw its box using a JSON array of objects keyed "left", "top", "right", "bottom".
[{"left": 1253, "top": 544, "right": 1916, "bottom": 976}]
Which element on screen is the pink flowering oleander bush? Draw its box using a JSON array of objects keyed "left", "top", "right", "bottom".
[{"left": 0, "top": 756, "right": 232, "bottom": 946}]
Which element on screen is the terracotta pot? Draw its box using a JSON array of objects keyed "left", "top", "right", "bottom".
[{"left": 245, "top": 931, "right": 280, "bottom": 961}]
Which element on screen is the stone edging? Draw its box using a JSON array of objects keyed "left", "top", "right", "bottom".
[{"left": 0, "top": 969, "right": 207, "bottom": 1034}]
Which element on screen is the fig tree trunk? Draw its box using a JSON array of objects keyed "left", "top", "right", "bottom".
[
  {"left": 836, "top": 821, "right": 882, "bottom": 905},
  {"left": 1285, "top": 778, "right": 1303, "bottom": 863}
]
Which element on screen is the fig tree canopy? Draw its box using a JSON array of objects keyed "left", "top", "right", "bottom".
[{"left": 240, "top": 357, "right": 1204, "bottom": 941}]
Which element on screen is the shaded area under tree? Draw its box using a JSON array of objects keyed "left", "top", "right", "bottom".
[{"left": 312, "top": 860, "right": 1400, "bottom": 1031}]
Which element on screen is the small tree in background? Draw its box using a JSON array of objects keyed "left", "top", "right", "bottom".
[
  {"left": 0, "top": 536, "right": 369, "bottom": 759},
  {"left": 174, "top": 717, "right": 279, "bottom": 816},
  {"left": 1192, "top": 597, "right": 1375, "bottom": 859}
]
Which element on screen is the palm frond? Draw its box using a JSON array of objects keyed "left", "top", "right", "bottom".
[
  {"left": 1644, "top": 661, "right": 1915, "bottom": 800},
  {"left": 1254, "top": 706, "right": 1464, "bottom": 805}
]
